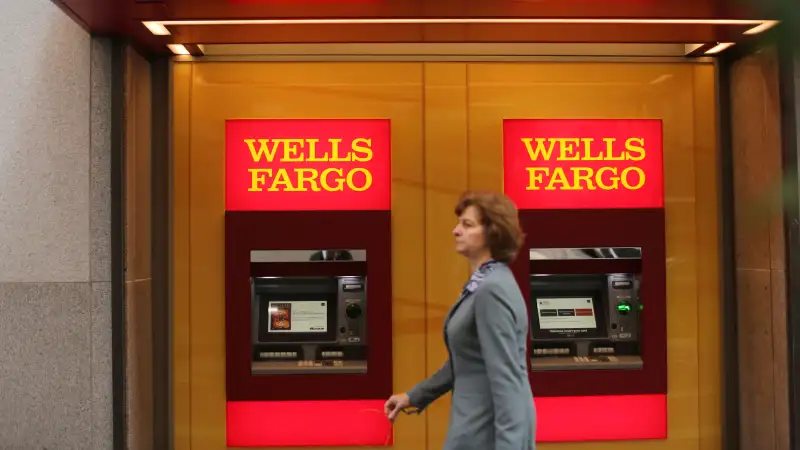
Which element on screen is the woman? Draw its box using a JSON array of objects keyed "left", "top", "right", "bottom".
[{"left": 384, "top": 191, "right": 536, "bottom": 449}]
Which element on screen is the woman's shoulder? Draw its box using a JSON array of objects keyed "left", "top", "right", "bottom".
[
  {"left": 474, "top": 265, "right": 526, "bottom": 312},
  {"left": 484, "top": 263, "right": 515, "bottom": 281},
  {"left": 477, "top": 264, "right": 519, "bottom": 293}
]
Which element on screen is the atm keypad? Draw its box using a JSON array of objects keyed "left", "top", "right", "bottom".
[
  {"left": 297, "top": 360, "right": 344, "bottom": 367},
  {"left": 593, "top": 347, "right": 615, "bottom": 354},
  {"left": 321, "top": 351, "right": 344, "bottom": 358},
  {"left": 573, "top": 356, "right": 619, "bottom": 363},
  {"left": 533, "top": 348, "right": 570, "bottom": 356},
  {"left": 260, "top": 351, "right": 298, "bottom": 359}
]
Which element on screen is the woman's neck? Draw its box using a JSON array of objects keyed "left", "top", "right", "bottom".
[{"left": 468, "top": 252, "right": 493, "bottom": 273}]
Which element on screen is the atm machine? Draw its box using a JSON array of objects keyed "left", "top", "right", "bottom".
[
  {"left": 224, "top": 210, "right": 393, "bottom": 447},
  {"left": 529, "top": 248, "right": 643, "bottom": 371},
  {"left": 249, "top": 250, "right": 368, "bottom": 374},
  {"left": 503, "top": 117, "right": 667, "bottom": 443},
  {"left": 222, "top": 118, "right": 393, "bottom": 447},
  {"left": 509, "top": 207, "right": 668, "bottom": 443}
]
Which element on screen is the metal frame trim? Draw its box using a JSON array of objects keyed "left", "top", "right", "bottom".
[
  {"left": 173, "top": 55, "right": 713, "bottom": 63},
  {"left": 110, "top": 38, "right": 128, "bottom": 450},
  {"left": 715, "top": 51, "right": 740, "bottom": 450},
  {"left": 151, "top": 53, "right": 172, "bottom": 450}
]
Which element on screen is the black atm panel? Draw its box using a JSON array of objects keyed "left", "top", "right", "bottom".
[
  {"left": 529, "top": 247, "right": 643, "bottom": 372},
  {"left": 248, "top": 250, "right": 369, "bottom": 375}
]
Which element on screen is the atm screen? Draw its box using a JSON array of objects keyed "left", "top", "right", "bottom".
[
  {"left": 256, "top": 294, "right": 338, "bottom": 343},
  {"left": 530, "top": 288, "right": 607, "bottom": 340},
  {"left": 267, "top": 301, "right": 328, "bottom": 333},
  {"left": 536, "top": 297, "right": 598, "bottom": 331}
]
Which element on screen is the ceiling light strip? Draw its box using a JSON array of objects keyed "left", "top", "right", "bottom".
[
  {"left": 704, "top": 42, "right": 735, "bottom": 54},
  {"left": 144, "top": 21, "right": 171, "bottom": 35},
  {"left": 145, "top": 18, "right": 778, "bottom": 37},
  {"left": 743, "top": 20, "right": 779, "bottom": 34},
  {"left": 167, "top": 44, "right": 191, "bottom": 55},
  {"left": 151, "top": 18, "right": 771, "bottom": 26}
]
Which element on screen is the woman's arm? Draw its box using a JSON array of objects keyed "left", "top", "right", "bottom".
[
  {"left": 406, "top": 359, "right": 454, "bottom": 412},
  {"left": 475, "top": 280, "right": 529, "bottom": 450}
]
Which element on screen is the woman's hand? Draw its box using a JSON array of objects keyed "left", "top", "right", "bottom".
[{"left": 384, "top": 392, "right": 410, "bottom": 422}]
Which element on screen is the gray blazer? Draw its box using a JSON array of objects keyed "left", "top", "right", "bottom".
[{"left": 408, "top": 264, "right": 536, "bottom": 450}]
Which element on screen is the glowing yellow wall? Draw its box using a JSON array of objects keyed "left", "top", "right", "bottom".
[
  {"left": 462, "top": 63, "right": 721, "bottom": 450},
  {"left": 172, "top": 61, "right": 720, "bottom": 450}
]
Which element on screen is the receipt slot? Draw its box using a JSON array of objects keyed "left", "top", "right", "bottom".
[{"left": 529, "top": 248, "right": 642, "bottom": 371}]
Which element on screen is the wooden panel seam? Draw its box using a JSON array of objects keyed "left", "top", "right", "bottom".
[{"left": 172, "top": 61, "right": 193, "bottom": 450}]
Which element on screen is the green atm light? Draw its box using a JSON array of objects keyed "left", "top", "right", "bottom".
[{"left": 616, "top": 301, "right": 632, "bottom": 315}]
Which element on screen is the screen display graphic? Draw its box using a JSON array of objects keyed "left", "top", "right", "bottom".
[
  {"left": 537, "top": 297, "right": 597, "bottom": 330},
  {"left": 267, "top": 301, "right": 328, "bottom": 333}
]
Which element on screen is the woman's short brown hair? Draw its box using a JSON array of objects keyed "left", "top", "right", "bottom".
[{"left": 454, "top": 191, "right": 525, "bottom": 263}]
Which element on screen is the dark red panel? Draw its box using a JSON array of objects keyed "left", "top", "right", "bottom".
[
  {"left": 225, "top": 210, "right": 392, "bottom": 402},
  {"left": 531, "top": 259, "right": 641, "bottom": 275},
  {"left": 251, "top": 261, "right": 367, "bottom": 278},
  {"left": 512, "top": 208, "right": 667, "bottom": 397},
  {"left": 53, "top": 0, "right": 770, "bottom": 56},
  {"left": 163, "top": 0, "right": 764, "bottom": 19}
]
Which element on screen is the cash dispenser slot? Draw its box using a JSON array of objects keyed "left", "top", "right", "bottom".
[{"left": 529, "top": 247, "right": 644, "bottom": 372}]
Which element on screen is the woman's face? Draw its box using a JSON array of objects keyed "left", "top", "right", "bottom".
[{"left": 453, "top": 205, "right": 488, "bottom": 257}]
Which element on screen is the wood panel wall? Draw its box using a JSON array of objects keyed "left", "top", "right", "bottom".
[
  {"left": 729, "top": 46, "right": 791, "bottom": 450},
  {"left": 172, "top": 60, "right": 721, "bottom": 450},
  {"left": 124, "top": 45, "right": 155, "bottom": 450}
]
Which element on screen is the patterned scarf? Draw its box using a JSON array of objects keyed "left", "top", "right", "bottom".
[{"left": 459, "top": 259, "right": 503, "bottom": 300}]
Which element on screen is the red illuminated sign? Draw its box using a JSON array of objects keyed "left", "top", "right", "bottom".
[
  {"left": 225, "top": 119, "right": 391, "bottom": 211},
  {"left": 228, "top": 0, "right": 378, "bottom": 3},
  {"left": 503, "top": 119, "right": 663, "bottom": 210},
  {"left": 227, "top": 400, "right": 392, "bottom": 447},
  {"left": 226, "top": 394, "right": 666, "bottom": 446},
  {"left": 535, "top": 394, "right": 666, "bottom": 442}
]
